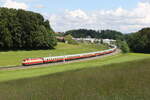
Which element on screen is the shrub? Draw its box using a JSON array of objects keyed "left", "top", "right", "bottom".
[
  {"left": 64, "top": 34, "right": 78, "bottom": 45},
  {"left": 116, "top": 40, "right": 130, "bottom": 53}
]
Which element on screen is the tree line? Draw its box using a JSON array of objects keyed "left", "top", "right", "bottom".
[
  {"left": 65, "top": 28, "right": 150, "bottom": 53},
  {"left": 0, "top": 8, "right": 57, "bottom": 50},
  {"left": 65, "top": 29, "right": 124, "bottom": 40}
]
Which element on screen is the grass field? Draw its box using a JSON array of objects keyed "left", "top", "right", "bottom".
[
  {"left": 0, "top": 53, "right": 150, "bottom": 82},
  {"left": 0, "top": 56, "right": 150, "bottom": 100},
  {"left": 0, "top": 43, "right": 108, "bottom": 67}
]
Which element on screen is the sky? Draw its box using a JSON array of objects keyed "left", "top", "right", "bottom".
[{"left": 0, "top": 0, "right": 150, "bottom": 33}]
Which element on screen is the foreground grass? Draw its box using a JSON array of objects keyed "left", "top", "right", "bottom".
[
  {"left": 0, "top": 57, "right": 150, "bottom": 100},
  {"left": 0, "top": 53, "right": 150, "bottom": 82},
  {"left": 0, "top": 43, "right": 108, "bottom": 67}
]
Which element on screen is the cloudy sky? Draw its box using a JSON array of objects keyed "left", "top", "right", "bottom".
[{"left": 0, "top": 0, "right": 150, "bottom": 33}]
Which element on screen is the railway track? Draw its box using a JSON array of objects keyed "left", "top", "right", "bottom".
[{"left": 0, "top": 49, "right": 120, "bottom": 70}]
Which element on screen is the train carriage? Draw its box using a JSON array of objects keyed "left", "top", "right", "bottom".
[{"left": 22, "top": 45, "right": 117, "bottom": 66}]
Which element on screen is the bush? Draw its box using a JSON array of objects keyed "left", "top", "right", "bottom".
[
  {"left": 116, "top": 40, "right": 130, "bottom": 53},
  {"left": 64, "top": 35, "right": 78, "bottom": 45}
]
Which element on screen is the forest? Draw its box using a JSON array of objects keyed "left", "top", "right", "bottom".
[
  {"left": 0, "top": 8, "right": 57, "bottom": 50},
  {"left": 65, "top": 29, "right": 124, "bottom": 40},
  {"left": 125, "top": 28, "right": 150, "bottom": 53}
]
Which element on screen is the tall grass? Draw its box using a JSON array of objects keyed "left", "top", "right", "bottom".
[{"left": 0, "top": 58, "right": 150, "bottom": 100}]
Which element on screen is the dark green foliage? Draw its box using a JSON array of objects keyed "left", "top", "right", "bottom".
[
  {"left": 0, "top": 58, "right": 150, "bottom": 100},
  {"left": 65, "top": 29, "right": 124, "bottom": 40},
  {"left": 116, "top": 40, "right": 130, "bottom": 53},
  {"left": 1, "top": 28, "right": 13, "bottom": 49},
  {"left": 100, "top": 30, "right": 124, "bottom": 40},
  {"left": 126, "top": 28, "right": 150, "bottom": 53},
  {"left": 65, "top": 29, "right": 98, "bottom": 38},
  {"left": 0, "top": 8, "right": 57, "bottom": 50}
]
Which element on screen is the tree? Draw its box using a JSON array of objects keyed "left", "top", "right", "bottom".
[
  {"left": 1, "top": 28, "right": 13, "bottom": 49},
  {"left": 126, "top": 28, "right": 150, "bottom": 53},
  {"left": 116, "top": 40, "right": 130, "bottom": 53},
  {"left": 65, "top": 29, "right": 124, "bottom": 40},
  {"left": 64, "top": 34, "right": 78, "bottom": 45},
  {"left": 0, "top": 7, "right": 57, "bottom": 50}
]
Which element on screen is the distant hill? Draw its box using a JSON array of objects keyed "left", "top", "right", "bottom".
[
  {"left": 0, "top": 8, "right": 57, "bottom": 50},
  {"left": 65, "top": 29, "right": 124, "bottom": 40}
]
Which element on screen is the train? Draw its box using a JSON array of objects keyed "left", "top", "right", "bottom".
[{"left": 22, "top": 45, "right": 117, "bottom": 66}]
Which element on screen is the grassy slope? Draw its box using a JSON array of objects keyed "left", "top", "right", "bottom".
[
  {"left": 0, "top": 43, "right": 108, "bottom": 67},
  {"left": 0, "top": 56, "right": 150, "bottom": 100},
  {"left": 0, "top": 53, "right": 150, "bottom": 82}
]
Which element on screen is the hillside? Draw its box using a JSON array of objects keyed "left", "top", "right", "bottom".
[
  {"left": 0, "top": 42, "right": 108, "bottom": 67},
  {"left": 0, "top": 55, "right": 150, "bottom": 100}
]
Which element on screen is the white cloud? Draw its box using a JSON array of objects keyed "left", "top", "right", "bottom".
[
  {"left": 48, "top": 2, "right": 150, "bottom": 33},
  {"left": 2, "top": 0, "right": 28, "bottom": 10},
  {"left": 142, "top": 0, "right": 150, "bottom": 3}
]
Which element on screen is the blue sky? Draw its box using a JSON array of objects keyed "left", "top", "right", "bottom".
[
  {"left": 21, "top": 0, "right": 140, "bottom": 13},
  {"left": 0, "top": 0, "right": 150, "bottom": 33},
  {"left": 0, "top": 0, "right": 140, "bottom": 13}
]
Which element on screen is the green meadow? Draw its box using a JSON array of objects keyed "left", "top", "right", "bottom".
[
  {"left": 0, "top": 43, "right": 108, "bottom": 67},
  {"left": 0, "top": 53, "right": 150, "bottom": 82},
  {"left": 0, "top": 54, "right": 150, "bottom": 100},
  {"left": 0, "top": 42, "right": 150, "bottom": 100}
]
